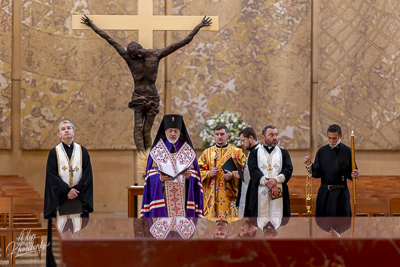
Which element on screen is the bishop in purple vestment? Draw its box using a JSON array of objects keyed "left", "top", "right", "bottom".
[{"left": 140, "top": 114, "right": 203, "bottom": 218}]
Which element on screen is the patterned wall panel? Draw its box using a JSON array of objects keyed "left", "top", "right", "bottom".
[
  {"left": 169, "top": 0, "right": 312, "bottom": 149},
  {"left": 318, "top": 0, "right": 400, "bottom": 149},
  {"left": 19, "top": 0, "right": 311, "bottom": 150},
  {"left": 0, "top": 0, "right": 12, "bottom": 149},
  {"left": 20, "top": 0, "right": 165, "bottom": 149}
]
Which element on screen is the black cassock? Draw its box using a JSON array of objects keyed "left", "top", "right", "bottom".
[
  {"left": 44, "top": 142, "right": 93, "bottom": 266},
  {"left": 244, "top": 145, "right": 293, "bottom": 217},
  {"left": 44, "top": 142, "right": 93, "bottom": 218},
  {"left": 311, "top": 143, "right": 354, "bottom": 217}
]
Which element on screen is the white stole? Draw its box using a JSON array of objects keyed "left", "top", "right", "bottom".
[
  {"left": 238, "top": 143, "right": 261, "bottom": 218},
  {"left": 257, "top": 146, "right": 283, "bottom": 219},
  {"left": 55, "top": 142, "right": 83, "bottom": 233},
  {"left": 150, "top": 140, "right": 195, "bottom": 177},
  {"left": 150, "top": 140, "right": 196, "bottom": 217}
]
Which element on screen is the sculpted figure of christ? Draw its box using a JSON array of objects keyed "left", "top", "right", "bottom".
[{"left": 81, "top": 15, "right": 212, "bottom": 152}]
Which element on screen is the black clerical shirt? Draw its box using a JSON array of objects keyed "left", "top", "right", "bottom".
[{"left": 62, "top": 141, "right": 74, "bottom": 159}]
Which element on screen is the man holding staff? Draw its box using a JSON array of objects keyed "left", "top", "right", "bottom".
[{"left": 303, "top": 124, "right": 359, "bottom": 217}]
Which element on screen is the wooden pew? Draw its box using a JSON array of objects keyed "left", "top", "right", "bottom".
[
  {"left": 11, "top": 197, "right": 47, "bottom": 266},
  {"left": 289, "top": 175, "right": 400, "bottom": 200},
  {"left": 390, "top": 198, "right": 400, "bottom": 216},
  {"left": 0, "top": 198, "right": 12, "bottom": 267},
  {"left": 0, "top": 176, "right": 44, "bottom": 265},
  {"left": 354, "top": 198, "right": 390, "bottom": 217},
  {"left": 290, "top": 197, "right": 315, "bottom": 217}
]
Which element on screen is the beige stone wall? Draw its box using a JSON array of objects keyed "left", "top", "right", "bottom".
[
  {"left": 19, "top": 0, "right": 165, "bottom": 149},
  {"left": 1, "top": 0, "right": 399, "bottom": 213},
  {"left": 18, "top": 0, "right": 312, "bottom": 150},
  {"left": 169, "top": 0, "right": 311, "bottom": 149},
  {"left": 318, "top": 0, "right": 400, "bottom": 149},
  {"left": 0, "top": 0, "right": 12, "bottom": 149}
]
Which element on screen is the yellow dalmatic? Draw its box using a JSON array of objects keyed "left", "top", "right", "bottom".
[{"left": 198, "top": 145, "right": 246, "bottom": 219}]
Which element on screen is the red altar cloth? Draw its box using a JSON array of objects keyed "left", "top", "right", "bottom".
[{"left": 56, "top": 217, "right": 400, "bottom": 266}]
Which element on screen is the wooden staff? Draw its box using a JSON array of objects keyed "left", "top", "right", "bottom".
[
  {"left": 351, "top": 130, "right": 357, "bottom": 237},
  {"left": 351, "top": 130, "right": 357, "bottom": 205}
]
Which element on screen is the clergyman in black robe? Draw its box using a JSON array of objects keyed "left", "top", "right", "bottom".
[
  {"left": 44, "top": 120, "right": 93, "bottom": 266},
  {"left": 244, "top": 125, "right": 293, "bottom": 218},
  {"left": 303, "top": 124, "right": 359, "bottom": 217}
]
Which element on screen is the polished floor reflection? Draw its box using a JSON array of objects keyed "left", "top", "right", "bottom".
[
  {"left": 3, "top": 215, "right": 400, "bottom": 266},
  {"left": 56, "top": 216, "right": 400, "bottom": 266}
]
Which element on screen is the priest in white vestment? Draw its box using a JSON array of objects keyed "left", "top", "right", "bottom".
[{"left": 244, "top": 125, "right": 293, "bottom": 220}]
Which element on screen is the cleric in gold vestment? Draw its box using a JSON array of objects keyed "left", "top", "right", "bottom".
[{"left": 198, "top": 124, "right": 246, "bottom": 219}]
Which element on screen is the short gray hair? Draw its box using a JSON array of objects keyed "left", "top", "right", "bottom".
[{"left": 58, "top": 120, "right": 74, "bottom": 132}]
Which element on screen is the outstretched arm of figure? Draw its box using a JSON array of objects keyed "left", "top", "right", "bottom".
[
  {"left": 81, "top": 15, "right": 127, "bottom": 59},
  {"left": 159, "top": 16, "right": 212, "bottom": 58}
]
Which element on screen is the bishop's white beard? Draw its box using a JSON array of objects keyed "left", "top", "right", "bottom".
[
  {"left": 329, "top": 139, "right": 341, "bottom": 149},
  {"left": 167, "top": 137, "right": 178, "bottom": 145}
]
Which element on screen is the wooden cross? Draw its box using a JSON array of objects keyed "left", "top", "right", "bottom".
[{"left": 72, "top": 0, "right": 219, "bottom": 48}]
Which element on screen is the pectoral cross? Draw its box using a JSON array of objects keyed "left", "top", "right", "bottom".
[
  {"left": 69, "top": 166, "right": 75, "bottom": 176},
  {"left": 267, "top": 164, "right": 273, "bottom": 174},
  {"left": 69, "top": 166, "right": 80, "bottom": 176},
  {"left": 68, "top": 166, "right": 75, "bottom": 187},
  {"left": 72, "top": 0, "right": 219, "bottom": 49}
]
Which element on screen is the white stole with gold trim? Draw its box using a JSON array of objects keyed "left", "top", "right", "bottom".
[
  {"left": 55, "top": 142, "right": 83, "bottom": 233},
  {"left": 257, "top": 146, "right": 283, "bottom": 219}
]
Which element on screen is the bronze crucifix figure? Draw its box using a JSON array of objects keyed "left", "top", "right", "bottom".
[{"left": 81, "top": 15, "right": 212, "bottom": 153}]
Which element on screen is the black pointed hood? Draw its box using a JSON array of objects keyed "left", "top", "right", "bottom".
[{"left": 151, "top": 114, "right": 193, "bottom": 149}]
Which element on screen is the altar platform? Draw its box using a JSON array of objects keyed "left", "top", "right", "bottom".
[{"left": 56, "top": 216, "right": 400, "bottom": 266}]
